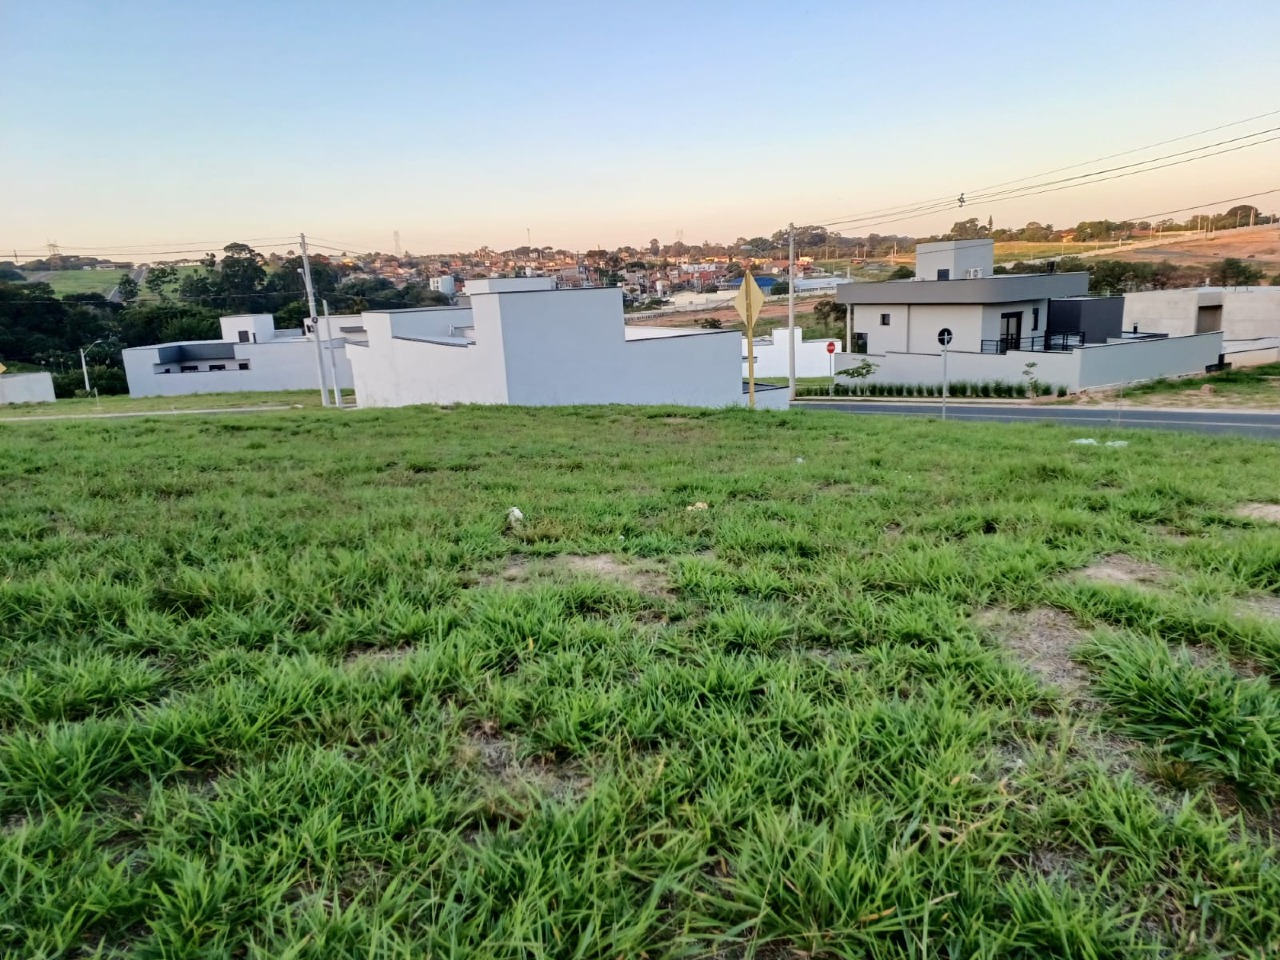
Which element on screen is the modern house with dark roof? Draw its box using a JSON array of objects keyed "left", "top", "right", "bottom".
[{"left": 832, "top": 239, "right": 1223, "bottom": 393}]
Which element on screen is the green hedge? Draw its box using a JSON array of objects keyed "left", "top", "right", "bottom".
[{"left": 795, "top": 380, "right": 1067, "bottom": 399}]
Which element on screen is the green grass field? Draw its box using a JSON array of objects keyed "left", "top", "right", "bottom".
[
  {"left": 992, "top": 242, "right": 1102, "bottom": 264},
  {"left": 135, "top": 265, "right": 206, "bottom": 302},
  {"left": 0, "top": 390, "right": 336, "bottom": 419},
  {"left": 3, "top": 406, "right": 1280, "bottom": 957},
  {"left": 27, "top": 270, "right": 125, "bottom": 297}
]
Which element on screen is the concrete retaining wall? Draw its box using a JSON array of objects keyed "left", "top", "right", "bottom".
[{"left": 0, "top": 372, "right": 56, "bottom": 404}]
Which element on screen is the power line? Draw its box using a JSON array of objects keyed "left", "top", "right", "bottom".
[
  {"left": 816, "top": 106, "right": 1280, "bottom": 228},
  {"left": 817, "top": 133, "right": 1280, "bottom": 233},
  {"left": 964, "top": 126, "right": 1280, "bottom": 204}
]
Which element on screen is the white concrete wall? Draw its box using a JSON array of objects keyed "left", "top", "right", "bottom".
[
  {"left": 833, "top": 332, "right": 1223, "bottom": 394},
  {"left": 124, "top": 338, "right": 353, "bottom": 397},
  {"left": 854, "top": 304, "right": 910, "bottom": 354},
  {"left": 915, "top": 240, "right": 994, "bottom": 280},
  {"left": 1075, "top": 332, "right": 1223, "bottom": 389},
  {"left": 743, "top": 328, "right": 841, "bottom": 378},
  {"left": 855, "top": 303, "right": 989, "bottom": 354},
  {"left": 466, "top": 277, "right": 557, "bottom": 294},
  {"left": 835, "top": 349, "right": 1078, "bottom": 392},
  {"left": 0, "top": 372, "right": 56, "bottom": 404},
  {"left": 1222, "top": 288, "right": 1280, "bottom": 339},
  {"left": 1123, "top": 288, "right": 1280, "bottom": 340},
  {"left": 348, "top": 307, "right": 508, "bottom": 407},
  {"left": 350, "top": 287, "right": 764, "bottom": 410},
  {"left": 496, "top": 288, "right": 743, "bottom": 406},
  {"left": 1122, "top": 290, "right": 1199, "bottom": 337},
  {"left": 753, "top": 386, "right": 791, "bottom": 410},
  {"left": 219, "top": 315, "right": 277, "bottom": 343}
]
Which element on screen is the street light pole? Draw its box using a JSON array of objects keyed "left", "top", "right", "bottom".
[
  {"left": 79, "top": 339, "right": 104, "bottom": 393},
  {"left": 298, "top": 233, "right": 330, "bottom": 407},
  {"left": 787, "top": 223, "right": 796, "bottom": 400}
]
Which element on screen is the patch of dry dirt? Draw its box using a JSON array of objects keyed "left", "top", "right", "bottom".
[
  {"left": 343, "top": 645, "right": 413, "bottom": 665},
  {"left": 1235, "top": 502, "right": 1280, "bottom": 523},
  {"left": 1238, "top": 594, "right": 1280, "bottom": 620},
  {"left": 977, "top": 607, "right": 1091, "bottom": 694},
  {"left": 1077, "top": 554, "right": 1168, "bottom": 588},
  {"left": 559, "top": 554, "right": 671, "bottom": 595},
  {"left": 459, "top": 726, "right": 588, "bottom": 801},
  {"left": 479, "top": 554, "right": 670, "bottom": 596}
]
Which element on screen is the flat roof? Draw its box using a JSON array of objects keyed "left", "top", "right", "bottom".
[{"left": 835, "top": 272, "right": 1089, "bottom": 306}]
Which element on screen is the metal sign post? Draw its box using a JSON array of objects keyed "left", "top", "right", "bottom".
[
  {"left": 827, "top": 340, "right": 836, "bottom": 396},
  {"left": 733, "top": 272, "right": 766, "bottom": 409},
  {"left": 938, "top": 328, "right": 953, "bottom": 421}
]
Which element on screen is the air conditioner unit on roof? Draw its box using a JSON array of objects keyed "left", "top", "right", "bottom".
[{"left": 966, "top": 267, "right": 983, "bottom": 279}]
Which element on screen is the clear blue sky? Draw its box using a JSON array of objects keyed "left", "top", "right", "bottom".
[{"left": 2, "top": 0, "right": 1278, "bottom": 257}]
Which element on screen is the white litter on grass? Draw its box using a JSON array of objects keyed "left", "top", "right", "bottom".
[
  {"left": 686, "top": 501, "right": 709, "bottom": 512},
  {"left": 1070, "top": 438, "right": 1098, "bottom": 445},
  {"left": 1105, "top": 440, "right": 1129, "bottom": 448},
  {"left": 507, "top": 507, "right": 524, "bottom": 526},
  {"left": 795, "top": 457, "right": 805, "bottom": 464}
]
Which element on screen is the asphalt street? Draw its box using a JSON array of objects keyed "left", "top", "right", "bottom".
[{"left": 802, "top": 401, "right": 1280, "bottom": 439}]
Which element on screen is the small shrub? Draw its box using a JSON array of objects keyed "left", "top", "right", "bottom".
[
  {"left": 1057, "top": 385, "right": 1068, "bottom": 397},
  {"left": 980, "top": 382, "right": 992, "bottom": 398}
]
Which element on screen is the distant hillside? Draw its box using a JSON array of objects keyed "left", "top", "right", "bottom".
[{"left": 1103, "top": 225, "right": 1280, "bottom": 272}]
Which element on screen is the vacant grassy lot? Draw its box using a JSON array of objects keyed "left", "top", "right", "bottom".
[
  {"left": 3, "top": 406, "right": 1280, "bottom": 958},
  {"left": 992, "top": 242, "right": 1103, "bottom": 264},
  {"left": 1082, "top": 362, "right": 1280, "bottom": 409},
  {"left": 27, "top": 270, "right": 123, "bottom": 297},
  {"left": 0, "top": 390, "right": 337, "bottom": 420}
]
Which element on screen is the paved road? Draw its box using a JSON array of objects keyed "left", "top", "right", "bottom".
[
  {"left": 107, "top": 265, "right": 148, "bottom": 304},
  {"left": 802, "top": 401, "right": 1280, "bottom": 438}
]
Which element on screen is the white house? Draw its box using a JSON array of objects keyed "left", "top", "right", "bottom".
[
  {"left": 744, "top": 328, "right": 843, "bottom": 379},
  {"left": 347, "top": 277, "right": 788, "bottom": 409},
  {"left": 1123, "top": 286, "right": 1280, "bottom": 365},
  {"left": 122, "top": 314, "right": 357, "bottom": 398},
  {"left": 832, "top": 239, "right": 1224, "bottom": 393},
  {"left": 0, "top": 371, "right": 55, "bottom": 404}
]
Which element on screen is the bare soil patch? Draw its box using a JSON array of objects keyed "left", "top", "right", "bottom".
[
  {"left": 560, "top": 554, "right": 671, "bottom": 595},
  {"left": 1235, "top": 502, "right": 1280, "bottom": 523},
  {"left": 977, "top": 607, "right": 1091, "bottom": 694},
  {"left": 459, "top": 726, "right": 588, "bottom": 801},
  {"left": 476, "top": 553, "right": 671, "bottom": 596},
  {"left": 1237, "top": 594, "right": 1280, "bottom": 620},
  {"left": 1077, "top": 554, "right": 1168, "bottom": 588}
]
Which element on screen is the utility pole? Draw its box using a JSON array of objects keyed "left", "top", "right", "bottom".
[
  {"left": 299, "top": 233, "right": 330, "bottom": 407},
  {"left": 787, "top": 222, "right": 796, "bottom": 400},
  {"left": 322, "top": 299, "right": 342, "bottom": 408}
]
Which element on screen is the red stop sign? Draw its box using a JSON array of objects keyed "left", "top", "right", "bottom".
[{"left": 826, "top": 341, "right": 837, "bottom": 354}]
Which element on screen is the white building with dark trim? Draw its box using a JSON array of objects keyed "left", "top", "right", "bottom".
[
  {"left": 832, "top": 240, "right": 1224, "bottom": 393},
  {"left": 122, "top": 314, "right": 357, "bottom": 398}
]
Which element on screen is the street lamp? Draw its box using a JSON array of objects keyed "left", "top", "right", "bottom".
[
  {"left": 740, "top": 222, "right": 797, "bottom": 399},
  {"left": 79, "top": 339, "right": 106, "bottom": 393}
]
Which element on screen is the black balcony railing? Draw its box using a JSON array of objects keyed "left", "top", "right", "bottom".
[{"left": 980, "top": 332, "right": 1084, "bottom": 354}]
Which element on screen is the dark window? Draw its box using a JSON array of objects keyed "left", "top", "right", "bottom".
[
  {"left": 180, "top": 365, "right": 197, "bottom": 372},
  {"left": 208, "top": 364, "right": 225, "bottom": 371},
  {"left": 880, "top": 313, "right": 891, "bottom": 326},
  {"left": 238, "top": 330, "right": 250, "bottom": 343},
  {"left": 162, "top": 367, "right": 172, "bottom": 374},
  {"left": 1032, "top": 307, "right": 1040, "bottom": 331},
  {"left": 238, "top": 362, "right": 249, "bottom": 370},
  {"left": 936, "top": 268, "right": 950, "bottom": 280}
]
